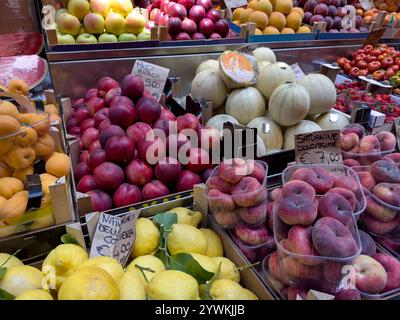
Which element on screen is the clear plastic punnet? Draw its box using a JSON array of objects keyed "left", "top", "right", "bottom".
[
  {"left": 204, "top": 159, "right": 269, "bottom": 247},
  {"left": 0, "top": 94, "right": 56, "bottom": 237},
  {"left": 352, "top": 166, "right": 400, "bottom": 238},
  {"left": 282, "top": 164, "right": 367, "bottom": 218},
  {"left": 274, "top": 164, "right": 363, "bottom": 294}
]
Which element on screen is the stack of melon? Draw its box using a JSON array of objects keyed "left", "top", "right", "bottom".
[
  {"left": 232, "top": 0, "right": 311, "bottom": 35},
  {"left": 190, "top": 47, "right": 350, "bottom": 155}
]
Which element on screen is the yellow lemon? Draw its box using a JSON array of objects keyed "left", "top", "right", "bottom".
[
  {"left": 78, "top": 256, "right": 124, "bottom": 283},
  {"left": 58, "top": 266, "right": 120, "bottom": 300},
  {"left": 0, "top": 265, "right": 44, "bottom": 297},
  {"left": 147, "top": 270, "right": 199, "bottom": 300},
  {"left": 130, "top": 218, "right": 160, "bottom": 259},
  {"left": 212, "top": 257, "right": 240, "bottom": 283},
  {"left": 118, "top": 271, "right": 146, "bottom": 300},
  {"left": 42, "top": 244, "right": 88, "bottom": 290},
  {"left": 15, "top": 289, "right": 53, "bottom": 300},
  {"left": 210, "top": 279, "right": 258, "bottom": 300},
  {"left": 167, "top": 224, "right": 208, "bottom": 255},
  {"left": 168, "top": 207, "right": 203, "bottom": 227},
  {"left": 126, "top": 255, "right": 165, "bottom": 284},
  {"left": 0, "top": 253, "right": 23, "bottom": 268},
  {"left": 200, "top": 228, "right": 224, "bottom": 257}
]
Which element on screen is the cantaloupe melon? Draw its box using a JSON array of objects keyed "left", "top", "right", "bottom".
[
  {"left": 283, "top": 120, "right": 321, "bottom": 149},
  {"left": 206, "top": 114, "right": 239, "bottom": 132},
  {"left": 247, "top": 117, "right": 283, "bottom": 152},
  {"left": 315, "top": 111, "right": 350, "bottom": 130},
  {"left": 258, "top": 62, "right": 296, "bottom": 99},
  {"left": 195, "top": 59, "right": 219, "bottom": 75},
  {"left": 219, "top": 51, "right": 257, "bottom": 88},
  {"left": 226, "top": 87, "right": 266, "bottom": 125},
  {"left": 269, "top": 12, "right": 286, "bottom": 31},
  {"left": 253, "top": 47, "right": 276, "bottom": 64},
  {"left": 191, "top": 70, "right": 227, "bottom": 110},
  {"left": 297, "top": 74, "right": 337, "bottom": 115}
]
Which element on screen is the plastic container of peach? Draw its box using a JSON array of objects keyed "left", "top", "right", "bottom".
[
  {"left": 282, "top": 164, "right": 367, "bottom": 218},
  {"left": 273, "top": 164, "right": 363, "bottom": 294},
  {"left": 0, "top": 93, "right": 56, "bottom": 237},
  {"left": 352, "top": 166, "right": 400, "bottom": 238},
  {"left": 204, "top": 159, "right": 270, "bottom": 247}
]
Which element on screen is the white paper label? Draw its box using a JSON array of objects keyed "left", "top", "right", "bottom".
[
  {"left": 224, "top": 0, "right": 248, "bottom": 8},
  {"left": 341, "top": 5, "right": 356, "bottom": 30},
  {"left": 89, "top": 210, "right": 140, "bottom": 266},
  {"left": 132, "top": 60, "right": 170, "bottom": 102},
  {"left": 290, "top": 63, "right": 305, "bottom": 80}
]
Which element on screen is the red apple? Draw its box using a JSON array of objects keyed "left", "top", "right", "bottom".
[
  {"left": 167, "top": 16, "right": 182, "bottom": 35},
  {"left": 105, "top": 136, "right": 135, "bottom": 164},
  {"left": 105, "top": 87, "right": 122, "bottom": 106},
  {"left": 214, "top": 19, "right": 229, "bottom": 37},
  {"left": 80, "top": 118, "right": 95, "bottom": 132},
  {"left": 142, "top": 180, "right": 170, "bottom": 200},
  {"left": 113, "top": 183, "right": 142, "bottom": 207},
  {"left": 199, "top": 18, "right": 214, "bottom": 38},
  {"left": 74, "top": 162, "right": 90, "bottom": 181},
  {"left": 181, "top": 18, "right": 197, "bottom": 35},
  {"left": 125, "top": 159, "right": 153, "bottom": 186},
  {"left": 97, "top": 76, "right": 120, "bottom": 97},
  {"left": 155, "top": 157, "right": 182, "bottom": 183},
  {"left": 99, "top": 118, "right": 111, "bottom": 131},
  {"left": 168, "top": 3, "right": 187, "bottom": 20},
  {"left": 126, "top": 122, "right": 152, "bottom": 146},
  {"left": 82, "top": 127, "right": 99, "bottom": 149},
  {"left": 136, "top": 97, "right": 162, "bottom": 124},
  {"left": 109, "top": 101, "right": 135, "bottom": 129},
  {"left": 196, "top": 0, "right": 212, "bottom": 10},
  {"left": 177, "top": 113, "right": 200, "bottom": 133},
  {"left": 80, "top": 150, "right": 90, "bottom": 163},
  {"left": 86, "top": 96, "right": 106, "bottom": 116},
  {"left": 186, "top": 147, "right": 211, "bottom": 173},
  {"left": 87, "top": 190, "right": 112, "bottom": 212},
  {"left": 77, "top": 175, "right": 98, "bottom": 193},
  {"left": 206, "top": 8, "right": 221, "bottom": 23},
  {"left": 84, "top": 88, "right": 99, "bottom": 102},
  {"left": 160, "top": 108, "right": 177, "bottom": 121},
  {"left": 93, "top": 162, "right": 125, "bottom": 191},
  {"left": 75, "top": 108, "right": 91, "bottom": 125},
  {"left": 89, "top": 140, "right": 102, "bottom": 153},
  {"left": 138, "top": 137, "right": 166, "bottom": 164},
  {"left": 93, "top": 108, "right": 110, "bottom": 128},
  {"left": 87, "top": 148, "right": 106, "bottom": 172},
  {"left": 176, "top": 170, "right": 202, "bottom": 191},
  {"left": 189, "top": 5, "right": 206, "bottom": 23},
  {"left": 99, "top": 125, "right": 125, "bottom": 148},
  {"left": 121, "top": 74, "right": 144, "bottom": 99}
]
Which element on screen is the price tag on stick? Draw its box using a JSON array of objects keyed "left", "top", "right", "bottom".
[
  {"left": 132, "top": 60, "right": 170, "bottom": 102},
  {"left": 89, "top": 210, "right": 140, "bottom": 267},
  {"left": 295, "top": 129, "right": 343, "bottom": 165}
]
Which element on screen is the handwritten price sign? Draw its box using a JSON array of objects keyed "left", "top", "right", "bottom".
[
  {"left": 90, "top": 210, "right": 140, "bottom": 267},
  {"left": 132, "top": 60, "right": 170, "bottom": 102},
  {"left": 295, "top": 129, "right": 343, "bottom": 165}
]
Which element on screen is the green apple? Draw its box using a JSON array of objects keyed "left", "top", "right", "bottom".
[
  {"left": 126, "top": 12, "right": 146, "bottom": 34},
  {"left": 137, "top": 30, "right": 151, "bottom": 41},
  {"left": 90, "top": 0, "right": 111, "bottom": 17},
  {"left": 67, "top": 0, "right": 90, "bottom": 21},
  {"left": 57, "top": 13, "right": 81, "bottom": 36},
  {"left": 55, "top": 9, "right": 68, "bottom": 23},
  {"left": 76, "top": 33, "right": 98, "bottom": 44},
  {"left": 98, "top": 33, "right": 118, "bottom": 43},
  {"left": 57, "top": 34, "right": 76, "bottom": 44},
  {"left": 118, "top": 33, "right": 137, "bottom": 42},
  {"left": 105, "top": 12, "right": 126, "bottom": 35},
  {"left": 84, "top": 13, "right": 105, "bottom": 34}
]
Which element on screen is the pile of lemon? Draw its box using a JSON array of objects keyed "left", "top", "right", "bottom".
[{"left": 0, "top": 207, "right": 258, "bottom": 300}]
